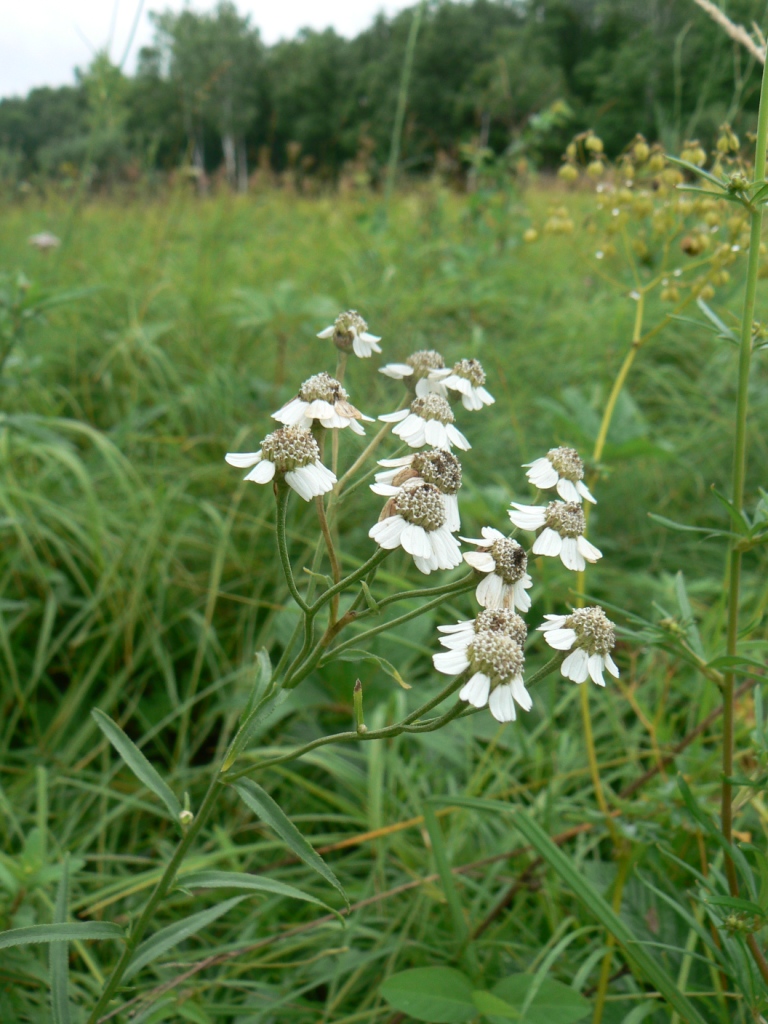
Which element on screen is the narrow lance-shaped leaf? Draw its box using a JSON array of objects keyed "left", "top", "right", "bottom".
[
  {"left": 0, "top": 923, "right": 123, "bottom": 950},
  {"left": 92, "top": 708, "right": 181, "bottom": 822},
  {"left": 180, "top": 870, "right": 339, "bottom": 918},
  {"left": 50, "top": 855, "right": 72, "bottom": 1024},
  {"left": 232, "top": 779, "right": 347, "bottom": 905}
]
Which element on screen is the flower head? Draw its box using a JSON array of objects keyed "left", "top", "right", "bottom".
[
  {"left": 225, "top": 425, "right": 336, "bottom": 501},
  {"left": 433, "top": 630, "right": 531, "bottom": 723},
  {"left": 524, "top": 447, "right": 595, "bottom": 504},
  {"left": 28, "top": 231, "right": 61, "bottom": 252},
  {"left": 437, "top": 608, "right": 527, "bottom": 653},
  {"left": 372, "top": 448, "right": 462, "bottom": 531},
  {"left": 380, "top": 349, "right": 447, "bottom": 396},
  {"left": 508, "top": 500, "right": 602, "bottom": 571},
  {"left": 379, "top": 394, "right": 470, "bottom": 451},
  {"left": 317, "top": 310, "right": 381, "bottom": 358},
  {"left": 538, "top": 606, "right": 619, "bottom": 686},
  {"left": 429, "top": 358, "right": 494, "bottom": 411},
  {"left": 460, "top": 527, "right": 532, "bottom": 611},
  {"left": 368, "top": 482, "right": 462, "bottom": 575},
  {"left": 273, "top": 372, "right": 373, "bottom": 434}
]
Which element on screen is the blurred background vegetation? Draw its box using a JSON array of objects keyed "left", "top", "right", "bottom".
[{"left": 2, "top": 0, "right": 768, "bottom": 192}]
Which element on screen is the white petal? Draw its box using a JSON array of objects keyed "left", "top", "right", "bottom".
[
  {"left": 438, "top": 619, "right": 475, "bottom": 634},
  {"left": 577, "top": 480, "right": 597, "bottom": 504},
  {"left": 352, "top": 335, "right": 374, "bottom": 357},
  {"left": 369, "top": 515, "right": 407, "bottom": 548},
  {"left": 588, "top": 654, "right": 606, "bottom": 687},
  {"left": 533, "top": 528, "right": 562, "bottom": 557},
  {"left": 559, "top": 536, "right": 585, "bottom": 572},
  {"left": 413, "top": 554, "right": 437, "bottom": 574},
  {"left": 542, "top": 628, "right": 577, "bottom": 651},
  {"left": 604, "top": 652, "right": 620, "bottom": 678},
  {"left": 284, "top": 467, "right": 314, "bottom": 500},
  {"left": 538, "top": 615, "right": 568, "bottom": 631},
  {"left": 481, "top": 526, "right": 505, "bottom": 543},
  {"left": 446, "top": 424, "right": 471, "bottom": 450},
  {"left": 461, "top": 389, "right": 483, "bottom": 412},
  {"left": 430, "top": 527, "right": 462, "bottom": 569},
  {"left": 556, "top": 478, "right": 581, "bottom": 503},
  {"left": 577, "top": 536, "right": 603, "bottom": 563},
  {"left": 476, "top": 572, "right": 504, "bottom": 609},
  {"left": 562, "top": 648, "right": 590, "bottom": 683},
  {"left": 379, "top": 409, "right": 410, "bottom": 423},
  {"left": 433, "top": 649, "right": 470, "bottom": 675},
  {"left": 360, "top": 331, "right": 381, "bottom": 343},
  {"left": 305, "top": 399, "right": 338, "bottom": 420},
  {"left": 377, "top": 455, "right": 414, "bottom": 469},
  {"left": 273, "top": 397, "right": 309, "bottom": 426},
  {"left": 428, "top": 367, "right": 452, "bottom": 380},
  {"left": 463, "top": 551, "right": 496, "bottom": 573},
  {"left": 244, "top": 459, "right": 275, "bottom": 484},
  {"left": 424, "top": 418, "right": 448, "bottom": 448},
  {"left": 512, "top": 578, "right": 532, "bottom": 612},
  {"left": 370, "top": 482, "right": 399, "bottom": 496},
  {"left": 347, "top": 418, "right": 366, "bottom": 435},
  {"left": 460, "top": 672, "right": 491, "bottom": 708},
  {"left": 511, "top": 676, "right": 533, "bottom": 712},
  {"left": 379, "top": 363, "right": 413, "bottom": 378},
  {"left": 225, "top": 450, "right": 262, "bottom": 468},
  {"left": 400, "top": 524, "right": 432, "bottom": 559},
  {"left": 444, "top": 494, "right": 461, "bottom": 533},
  {"left": 476, "top": 387, "right": 494, "bottom": 406},
  {"left": 488, "top": 683, "right": 516, "bottom": 723},
  {"left": 525, "top": 459, "right": 559, "bottom": 488},
  {"left": 508, "top": 504, "right": 547, "bottom": 530},
  {"left": 316, "top": 325, "right": 334, "bottom": 338}
]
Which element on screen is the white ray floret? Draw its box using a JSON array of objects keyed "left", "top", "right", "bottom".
[
  {"left": 433, "top": 631, "right": 531, "bottom": 724},
  {"left": 369, "top": 482, "right": 462, "bottom": 575},
  {"left": 379, "top": 394, "right": 470, "bottom": 451},
  {"left": 538, "top": 606, "right": 619, "bottom": 686},
  {"left": 428, "top": 358, "right": 494, "bottom": 411},
  {"left": 508, "top": 501, "right": 602, "bottom": 572},
  {"left": 437, "top": 608, "right": 527, "bottom": 655},
  {"left": 225, "top": 426, "right": 336, "bottom": 501},
  {"left": 273, "top": 371, "right": 372, "bottom": 434},
  {"left": 524, "top": 446, "right": 595, "bottom": 504},
  {"left": 460, "top": 526, "right": 532, "bottom": 611},
  {"left": 372, "top": 449, "right": 462, "bottom": 531},
  {"left": 380, "top": 349, "right": 447, "bottom": 396},
  {"left": 317, "top": 310, "right": 381, "bottom": 358}
]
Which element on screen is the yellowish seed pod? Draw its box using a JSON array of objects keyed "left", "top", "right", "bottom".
[
  {"left": 660, "top": 286, "right": 680, "bottom": 302},
  {"left": 632, "top": 195, "right": 654, "bottom": 217},
  {"left": 565, "top": 141, "right": 577, "bottom": 161},
  {"left": 523, "top": 227, "right": 539, "bottom": 243},
  {"left": 617, "top": 187, "right": 634, "bottom": 204},
  {"left": 586, "top": 160, "right": 605, "bottom": 178},
  {"left": 558, "top": 163, "right": 579, "bottom": 182},
  {"left": 633, "top": 238, "right": 649, "bottom": 260},
  {"left": 662, "top": 168, "right": 684, "bottom": 187},
  {"left": 648, "top": 152, "right": 665, "bottom": 173},
  {"left": 633, "top": 140, "right": 650, "bottom": 164},
  {"left": 704, "top": 212, "right": 720, "bottom": 228},
  {"left": 585, "top": 134, "right": 604, "bottom": 153},
  {"left": 698, "top": 283, "right": 715, "bottom": 300}
]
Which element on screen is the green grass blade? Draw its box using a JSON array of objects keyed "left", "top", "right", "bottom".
[
  {"left": 180, "top": 869, "right": 338, "bottom": 917},
  {"left": 0, "top": 923, "right": 123, "bottom": 949},
  {"left": 50, "top": 856, "right": 72, "bottom": 1024},
  {"left": 232, "top": 779, "right": 347, "bottom": 905},
  {"left": 91, "top": 708, "right": 181, "bottom": 823},
  {"left": 123, "top": 896, "right": 246, "bottom": 981}
]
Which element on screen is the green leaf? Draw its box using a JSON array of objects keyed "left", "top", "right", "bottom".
[
  {"left": 335, "top": 648, "right": 411, "bottom": 689},
  {"left": 180, "top": 870, "right": 337, "bottom": 916},
  {"left": 710, "top": 487, "right": 751, "bottom": 534},
  {"left": 239, "top": 649, "right": 272, "bottom": 722},
  {"left": 704, "top": 894, "right": 766, "bottom": 916},
  {"left": 665, "top": 154, "right": 728, "bottom": 188},
  {"left": 647, "top": 513, "right": 737, "bottom": 540},
  {"left": 361, "top": 581, "right": 379, "bottom": 612},
  {"left": 92, "top": 709, "right": 181, "bottom": 823},
  {"left": 50, "top": 857, "right": 72, "bottom": 1024},
  {"left": 123, "top": 896, "right": 245, "bottom": 981},
  {"left": 231, "top": 779, "right": 346, "bottom": 904},
  {"left": 0, "top": 922, "right": 123, "bottom": 949},
  {"left": 706, "top": 654, "right": 766, "bottom": 672},
  {"left": 221, "top": 686, "right": 287, "bottom": 773},
  {"left": 755, "top": 850, "right": 768, "bottom": 912},
  {"left": 380, "top": 967, "right": 476, "bottom": 1022},
  {"left": 439, "top": 797, "right": 709, "bottom": 1024},
  {"left": 486, "top": 976, "right": 590, "bottom": 1024},
  {"left": 472, "top": 990, "right": 521, "bottom": 1019},
  {"left": 695, "top": 299, "right": 738, "bottom": 342}
]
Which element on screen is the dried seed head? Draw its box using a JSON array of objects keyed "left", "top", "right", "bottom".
[
  {"left": 566, "top": 606, "right": 616, "bottom": 656},
  {"left": 489, "top": 538, "right": 528, "bottom": 583},
  {"left": 260, "top": 426, "right": 320, "bottom": 471},
  {"left": 451, "top": 358, "right": 486, "bottom": 387},
  {"left": 410, "top": 394, "right": 454, "bottom": 424},
  {"left": 299, "top": 371, "right": 348, "bottom": 404},
  {"left": 394, "top": 483, "right": 446, "bottom": 531},
  {"left": 412, "top": 449, "right": 462, "bottom": 494},
  {"left": 544, "top": 501, "right": 586, "bottom": 538},
  {"left": 331, "top": 310, "right": 368, "bottom": 351},
  {"left": 547, "top": 446, "right": 584, "bottom": 482},
  {"left": 406, "top": 349, "right": 445, "bottom": 378},
  {"left": 468, "top": 632, "right": 525, "bottom": 684},
  {"left": 475, "top": 609, "right": 527, "bottom": 646}
]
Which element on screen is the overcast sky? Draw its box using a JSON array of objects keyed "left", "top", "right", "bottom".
[{"left": 2, "top": 0, "right": 415, "bottom": 99}]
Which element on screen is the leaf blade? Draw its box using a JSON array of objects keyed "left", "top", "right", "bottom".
[{"left": 0, "top": 923, "right": 123, "bottom": 950}]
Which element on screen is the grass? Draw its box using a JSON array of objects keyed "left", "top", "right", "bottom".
[{"left": 0, "top": 182, "right": 766, "bottom": 1023}]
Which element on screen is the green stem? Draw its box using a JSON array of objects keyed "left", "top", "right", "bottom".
[
  {"left": 86, "top": 777, "right": 221, "bottom": 1023},
  {"left": 722, "top": 50, "right": 768, "bottom": 902},
  {"left": 384, "top": 0, "right": 425, "bottom": 207},
  {"left": 275, "top": 483, "right": 309, "bottom": 613}
]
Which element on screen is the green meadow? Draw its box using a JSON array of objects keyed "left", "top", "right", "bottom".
[{"left": 1, "top": 186, "right": 766, "bottom": 1022}]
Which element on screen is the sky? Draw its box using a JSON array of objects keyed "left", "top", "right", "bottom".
[{"left": 1, "top": 0, "right": 415, "bottom": 99}]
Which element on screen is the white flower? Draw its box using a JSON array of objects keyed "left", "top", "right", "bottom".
[
  {"left": 460, "top": 527, "right": 532, "bottom": 611},
  {"left": 368, "top": 482, "right": 462, "bottom": 575},
  {"left": 380, "top": 349, "right": 447, "bottom": 396},
  {"left": 273, "top": 372, "right": 373, "bottom": 435},
  {"left": 428, "top": 358, "right": 494, "bottom": 411},
  {"left": 379, "top": 394, "right": 470, "bottom": 451},
  {"left": 317, "top": 310, "right": 381, "bottom": 358},
  {"left": 28, "top": 231, "right": 61, "bottom": 251},
  {"left": 508, "top": 501, "right": 602, "bottom": 572},
  {"left": 538, "top": 606, "right": 619, "bottom": 686},
  {"left": 437, "top": 608, "right": 527, "bottom": 655},
  {"left": 524, "top": 447, "right": 595, "bottom": 504},
  {"left": 433, "top": 631, "right": 531, "bottom": 723},
  {"left": 225, "top": 425, "right": 336, "bottom": 501},
  {"left": 372, "top": 449, "right": 462, "bottom": 531}
]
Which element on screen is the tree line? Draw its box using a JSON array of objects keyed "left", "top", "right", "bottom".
[{"left": 0, "top": 0, "right": 764, "bottom": 189}]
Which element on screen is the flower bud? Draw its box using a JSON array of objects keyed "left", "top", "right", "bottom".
[
  {"left": 558, "top": 163, "right": 579, "bottom": 182},
  {"left": 523, "top": 227, "right": 539, "bottom": 243},
  {"left": 584, "top": 133, "right": 603, "bottom": 153},
  {"left": 586, "top": 160, "right": 605, "bottom": 179},
  {"left": 632, "top": 136, "right": 650, "bottom": 164}
]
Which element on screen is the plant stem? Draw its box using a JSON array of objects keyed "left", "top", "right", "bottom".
[
  {"left": 592, "top": 292, "right": 645, "bottom": 467},
  {"left": 591, "top": 850, "right": 630, "bottom": 1024},
  {"left": 722, "top": 48, "right": 768, "bottom": 901},
  {"left": 86, "top": 777, "right": 221, "bottom": 1023},
  {"left": 315, "top": 494, "right": 341, "bottom": 623},
  {"left": 275, "top": 483, "right": 309, "bottom": 613},
  {"left": 384, "top": 0, "right": 425, "bottom": 207}
]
